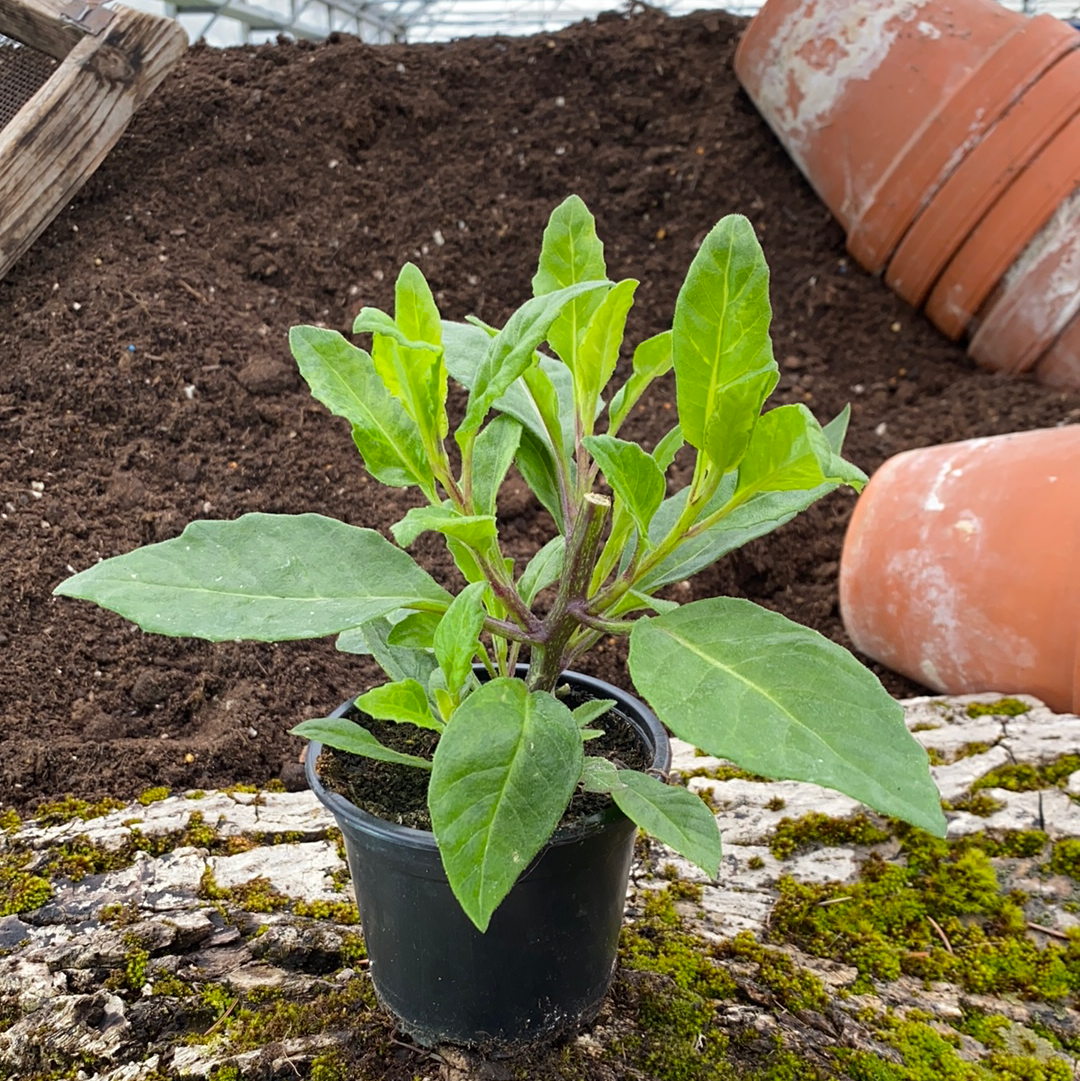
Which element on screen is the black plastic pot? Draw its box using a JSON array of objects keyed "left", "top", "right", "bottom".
[{"left": 304, "top": 668, "right": 670, "bottom": 1051}]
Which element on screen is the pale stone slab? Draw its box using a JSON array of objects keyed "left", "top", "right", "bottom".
[{"left": 208, "top": 839, "right": 347, "bottom": 904}]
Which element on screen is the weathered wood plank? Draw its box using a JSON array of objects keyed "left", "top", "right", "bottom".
[
  {"left": 0, "top": 4, "right": 187, "bottom": 283},
  {"left": 0, "top": 0, "right": 87, "bottom": 61}
]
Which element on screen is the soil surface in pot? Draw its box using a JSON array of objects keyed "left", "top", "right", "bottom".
[
  {"left": 318, "top": 683, "right": 652, "bottom": 829},
  {"left": 3, "top": 8, "right": 1079, "bottom": 816}
]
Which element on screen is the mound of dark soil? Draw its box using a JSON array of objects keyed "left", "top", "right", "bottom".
[{"left": 2, "top": 8, "right": 1077, "bottom": 813}]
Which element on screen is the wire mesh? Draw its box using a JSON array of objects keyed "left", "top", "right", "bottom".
[{"left": 0, "top": 34, "right": 57, "bottom": 131}]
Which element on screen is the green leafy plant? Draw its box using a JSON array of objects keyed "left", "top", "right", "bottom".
[{"left": 55, "top": 197, "right": 945, "bottom": 932}]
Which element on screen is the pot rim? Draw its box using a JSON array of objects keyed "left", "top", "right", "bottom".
[{"left": 303, "top": 667, "right": 671, "bottom": 853}]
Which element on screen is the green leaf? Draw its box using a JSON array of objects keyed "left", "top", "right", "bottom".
[
  {"left": 443, "top": 320, "right": 577, "bottom": 459},
  {"left": 639, "top": 472, "right": 840, "bottom": 591},
  {"left": 353, "top": 679, "right": 442, "bottom": 731},
  {"left": 735, "top": 404, "right": 827, "bottom": 496},
  {"left": 445, "top": 536, "right": 486, "bottom": 584},
  {"left": 517, "top": 536, "right": 565, "bottom": 606},
  {"left": 652, "top": 425, "right": 685, "bottom": 473},
  {"left": 353, "top": 264, "right": 447, "bottom": 444},
  {"left": 608, "top": 330, "right": 673, "bottom": 435},
  {"left": 611, "top": 770, "right": 721, "bottom": 877},
  {"left": 289, "top": 326, "right": 434, "bottom": 498},
  {"left": 429, "top": 679, "right": 584, "bottom": 930},
  {"left": 386, "top": 611, "right": 440, "bottom": 648},
  {"left": 583, "top": 434, "right": 666, "bottom": 539},
  {"left": 672, "top": 215, "right": 777, "bottom": 454},
  {"left": 571, "top": 698, "right": 616, "bottom": 729},
  {"left": 702, "top": 368, "right": 779, "bottom": 475},
  {"left": 472, "top": 415, "right": 521, "bottom": 517},
  {"left": 434, "top": 581, "right": 487, "bottom": 700},
  {"left": 54, "top": 513, "right": 452, "bottom": 642},
  {"left": 515, "top": 429, "right": 565, "bottom": 531},
  {"left": 532, "top": 194, "right": 608, "bottom": 367},
  {"left": 609, "top": 590, "right": 679, "bottom": 617},
  {"left": 580, "top": 755, "right": 619, "bottom": 793},
  {"left": 290, "top": 716, "right": 432, "bottom": 770},
  {"left": 335, "top": 615, "right": 439, "bottom": 688},
  {"left": 459, "top": 280, "right": 611, "bottom": 437},
  {"left": 628, "top": 598, "right": 947, "bottom": 835},
  {"left": 391, "top": 504, "right": 497, "bottom": 549},
  {"left": 576, "top": 279, "right": 638, "bottom": 433}
]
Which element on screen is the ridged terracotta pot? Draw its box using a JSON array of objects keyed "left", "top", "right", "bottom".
[
  {"left": 734, "top": 0, "right": 1036, "bottom": 274},
  {"left": 967, "top": 188, "right": 1080, "bottom": 376},
  {"left": 924, "top": 108, "right": 1080, "bottom": 340},
  {"left": 1035, "top": 306, "right": 1080, "bottom": 388},
  {"left": 839, "top": 427, "right": 1080, "bottom": 714},
  {"left": 887, "top": 37, "right": 1080, "bottom": 308}
]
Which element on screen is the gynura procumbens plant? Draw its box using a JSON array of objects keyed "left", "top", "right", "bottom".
[{"left": 56, "top": 198, "right": 945, "bottom": 931}]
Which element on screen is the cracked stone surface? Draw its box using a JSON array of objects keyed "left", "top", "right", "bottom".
[{"left": 1, "top": 693, "right": 1078, "bottom": 1079}]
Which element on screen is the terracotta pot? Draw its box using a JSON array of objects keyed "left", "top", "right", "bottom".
[
  {"left": 887, "top": 37, "right": 1080, "bottom": 308},
  {"left": 1034, "top": 306, "right": 1080, "bottom": 389},
  {"left": 923, "top": 108, "right": 1080, "bottom": 340},
  {"left": 839, "top": 427, "right": 1080, "bottom": 714},
  {"left": 734, "top": 0, "right": 1028, "bottom": 273},
  {"left": 967, "top": 188, "right": 1080, "bottom": 377}
]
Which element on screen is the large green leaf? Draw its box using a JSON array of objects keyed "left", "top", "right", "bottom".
[
  {"left": 55, "top": 513, "right": 452, "bottom": 642},
  {"left": 353, "top": 678, "right": 441, "bottom": 731},
  {"left": 671, "top": 215, "right": 777, "bottom": 453},
  {"left": 289, "top": 326, "right": 434, "bottom": 497},
  {"left": 532, "top": 194, "right": 608, "bottom": 367},
  {"left": 702, "top": 369, "right": 778, "bottom": 475},
  {"left": 460, "top": 280, "right": 610, "bottom": 437},
  {"left": 429, "top": 679, "right": 584, "bottom": 931},
  {"left": 583, "top": 434, "right": 666, "bottom": 540},
  {"left": 628, "top": 598, "right": 946, "bottom": 835},
  {"left": 434, "top": 581, "right": 487, "bottom": 700},
  {"left": 290, "top": 715, "right": 432, "bottom": 770}
]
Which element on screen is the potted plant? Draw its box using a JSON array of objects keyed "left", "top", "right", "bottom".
[{"left": 55, "top": 196, "right": 945, "bottom": 1050}]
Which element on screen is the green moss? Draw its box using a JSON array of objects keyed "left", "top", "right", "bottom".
[
  {"left": 765, "top": 796, "right": 787, "bottom": 812},
  {"left": 769, "top": 827, "right": 1079, "bottom": 1003},
  {"left": 681, "top": 764, "right": 769, "bottom": 783},
  {"left": 718, "top": 932, "right": 829, "bottom": 1013},
  {"left": 340, "top": 932, "right": 367, "bottom": 966},
  {"left": 965, "top": 698, "right": 1030, "bottom": 718},
  {"left": 198, "top": 869, "right": 290, "bottom": 914},
  {"left": 1047, "top": 838, "right": 1080, "bottom": 880},
  {"left": 769, "top": 812, "right": 891, "bottom": 860},
  {"left": 910, "top": 722, "right": 941, "bottom": 733},
  {"left": 106, "top": 942, "right": 150, "bottom": 993},
  {"left": 0, "top": 810, "right": 20, "bottom": 834},
  {"left": 98, "top": 902, "right": 142, "bottom": 926},
  {"left": 309, "top": 1048, "right": 347, "bottom": 1081},
  {"left": 292, "top": 899, "right": 360, "bottom": 924},
  {"left": 946, "top": 792, "right": 1007, "bottom": 818},
  {"left": 136, "top": 786, "right": 170, "bottom": 806},
  {"left": 31, "top": 795, "right": 127, "bottom": 826},
  {"left": 0, "top": 858, "right": 53, "bottom": 915},
  {"left": 972, "top": 755, "right": 1080, "bottom": 793},
  {"left": 748, "top": 855, "right": 766, "bottom": 870},
  {"left": 185, "top": 790, "right": 207, "bottom": 800}
]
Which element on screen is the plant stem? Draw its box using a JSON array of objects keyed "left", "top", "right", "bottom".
[{"left": 528, "top": 492, "right": 610, "bottom": 692}]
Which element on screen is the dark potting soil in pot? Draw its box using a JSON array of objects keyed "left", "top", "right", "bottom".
[
  {"left": 3, "top": 8, "right": 1080, "bottom": 815},
  {"left": 317, "top": 683, "right": 652, "bottom": 830}
]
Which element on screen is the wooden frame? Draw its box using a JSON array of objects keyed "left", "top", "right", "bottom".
[{"left": 0, "top": 0, "right": 187, "bottom": 282}]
